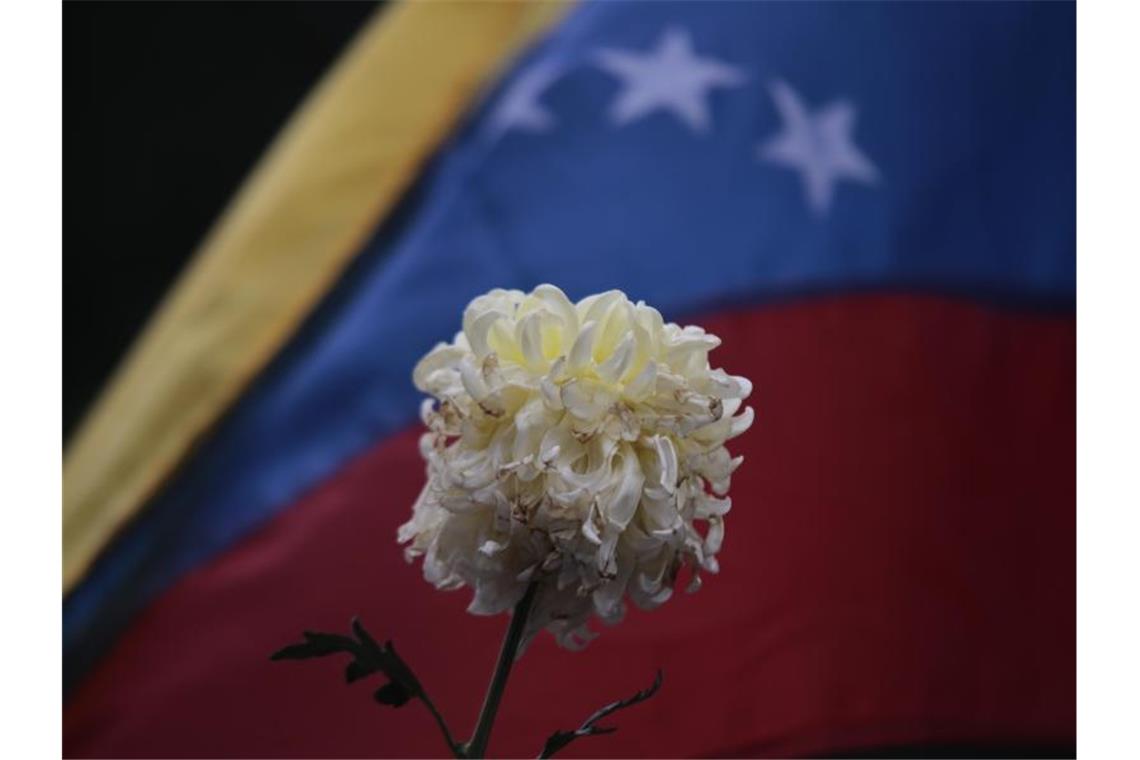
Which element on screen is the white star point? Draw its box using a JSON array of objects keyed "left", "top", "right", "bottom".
[
  {"left": 485, "top": 59, "right": 563, "bottom": 141},
  {"left": 758, "top": 79, "right": 879, "bottom": 216},
  {"left": 595, "top": 27, "right": 746, "bottom": 133}
]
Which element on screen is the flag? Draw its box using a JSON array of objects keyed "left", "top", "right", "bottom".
[{"left": 64, "top": 1, "right": 1074, "bottom": 757}]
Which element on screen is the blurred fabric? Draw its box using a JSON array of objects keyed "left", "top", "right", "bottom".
[
  {"left": 64, "top": 0, "right": 377, "bottom": 438},
  {"left": 64, "top": 1, "right": 1075, "bottom": 757}
]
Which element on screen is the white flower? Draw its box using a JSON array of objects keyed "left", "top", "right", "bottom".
[{"left": 399, "top": 285, "right": 753, "bottom": 649}]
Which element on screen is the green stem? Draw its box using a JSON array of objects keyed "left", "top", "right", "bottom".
[{"left": 464, "top": 583, "right": 539, "bottom": 758}]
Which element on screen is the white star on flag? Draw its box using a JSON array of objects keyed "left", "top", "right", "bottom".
[
  {"left": 485, "top": 59, "right": 563, "bottom": 140},
  {"left": 758, "top": 79, "right": 879, "bottom": 216},
  {"left": 595, "top": 27, "right": 746, "bottom": 133}
]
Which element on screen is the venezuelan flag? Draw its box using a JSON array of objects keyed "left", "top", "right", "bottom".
[{"left": 64, "top": 1, "right": 1074, "bottom": 757}]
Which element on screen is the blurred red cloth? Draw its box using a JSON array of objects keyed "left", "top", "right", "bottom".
[{"left": 64, "top": 295, "right": 1074, "bottom": 758}]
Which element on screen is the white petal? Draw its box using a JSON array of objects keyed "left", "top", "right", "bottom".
[
  {"left": 695, "top": 494, "right": 732, "bottom": 518},
  {"left": 412, "top": 343, "right": 465, "bottom": 391},
  {"left": 567, "top": 320, "right": 598, "bottom": 372},
  {"left": 652, "top": 435, "right": 678, "bottom": 495},
  {"left": 578, "top": 289, "right": 623, "bottom": 325},
  {"left": 729, "top": 406, "right": 755, "bottom": 438},
  {"left": 596, "top": 332, "right": 635, "bottom": 384},
  {"left": 532, "top": 284, "right": 579, "bottom": 347},
  {"left": 540, "top": 376, "right": 563, "bottom": 410},
  {"left": 624, "top": 359, "right": 657, "bottom": 400},
  {"left": 464, "top": 309, "right": 507, "bottom": 358},
  {"left": 516, "top": 312, "right": 547, "bottom": 369},
  {"left": 459, "top": 355, "right": 491, "bottom": 400},
  {"left": 603, "top": 445, "right": 644, "bottom": 530},
  {"left": 704, "top": 517, "right": 725, "bottom": 554},
  {"left": 561, "top": 378, "right": 617, "bottom": 421}
]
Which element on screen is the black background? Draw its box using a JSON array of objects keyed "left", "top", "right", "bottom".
[{"left": 64, "top": 1, "right": 378, "bottom": 440}]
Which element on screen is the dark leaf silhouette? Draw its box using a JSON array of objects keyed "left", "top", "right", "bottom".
[
  {"left": 374, "top": 681, "right": 413, "bottom": 707},
  {"left": 271, "top": 618, "right": 422, "bottom": 700},
  {"left": 538, "top": 669, "right": 664, "bottom": 758},
  {"left": 344, "top": 660, "right": 372, "bottom": 683},
  {"left": 272, "top": 618, "right": 460, "bottom": 756},
  {"left": 270, "top": 631, "right": 356, "bottom": 660}
]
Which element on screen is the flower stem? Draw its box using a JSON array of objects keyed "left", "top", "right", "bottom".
[
  {"left": 418, "top": 690, "right": 461, "bottom": 757},
  {"left": 464, "top": 582, "right": 539, "bottom": 758}
]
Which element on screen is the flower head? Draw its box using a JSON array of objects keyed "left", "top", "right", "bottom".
[{"left": 399, "top": 285, "right": 753, "bottom": 648}]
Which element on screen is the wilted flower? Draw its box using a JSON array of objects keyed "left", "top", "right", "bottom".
[{"left": 399, "top": 285, "right": 753, "bottom": 649}]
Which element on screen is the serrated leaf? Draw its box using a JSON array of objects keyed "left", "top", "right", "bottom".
[
  {"left": 538, "top": 670, "right": 663, "bottom": 758},
  {"left": 378, "top": 640, "right": 422, "bottom": 694},
  {"left": 374, "top": 681, "right": 413, "bottom": 707},
  {"left": 351, "top": 617, "right": 382, "bottom": 653},
  {"left": 539, "top": 731, "right": 576, "bottom": 758},
  {"left": 269, "top": 643, "right": 322, "bottom": 661},
  {"left": 270, "top": 631, "right": 358, "bottom": 661},
  {"left": 273, "top": 621, "right": 436, "bottom": 725},
  {"left": 302, "top": 631, "right": 357, "bottom": 651},
  {"left": 345, "top": 660, "right": 374, "bottom": 683}
]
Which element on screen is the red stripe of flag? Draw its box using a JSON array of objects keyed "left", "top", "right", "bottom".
[{"left": 65, "top": 294, "right": 1074, "bottom": 758}]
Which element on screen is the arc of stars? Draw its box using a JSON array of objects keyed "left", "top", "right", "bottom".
[{"left": 484, "top": 28, "right": 881, "bottom": 217}]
